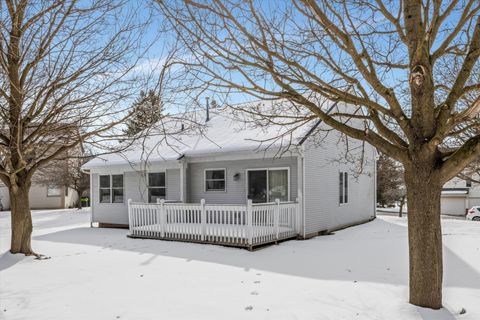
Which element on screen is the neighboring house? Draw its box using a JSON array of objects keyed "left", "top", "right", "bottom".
[
  {"left": 441, "top": 176, "right": 478, "bottom": 216},
  {"left": 0, "top": 180, "right": 78, "bottom": 210},
  {"left": 0, "top": 122, "right": 82, "bottom": 210},
  {"left": 82, "top": 101, "right": 376, "bottom": 246}
]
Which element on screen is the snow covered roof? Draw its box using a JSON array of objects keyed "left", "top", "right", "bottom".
[{"left": 83, "top": 100, "right": 329, "bottom": 169}]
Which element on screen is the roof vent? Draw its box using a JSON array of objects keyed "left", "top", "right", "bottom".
[{"left": 206, "top": 97, "right": 210, "bottom": 122}]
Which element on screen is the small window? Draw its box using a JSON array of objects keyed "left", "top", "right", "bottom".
[
  {"left": 205, "top": 169, "right": 226, "bottom": 191},
  {"left": 148, "top": 172, "right": 166, "bottom": 203},
  {"left": 466, "top": 180, "right": 472, "bottom": 188},
  {"left": 99, "top": 174, "right": 124, "bottom": 203},
  {"left": 339, "top": 172, "right": 348, "bottom": 205},
  {"left": 47, "top": 185, "right": 61, "bottom": 197}
]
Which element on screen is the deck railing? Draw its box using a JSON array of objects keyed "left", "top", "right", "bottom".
[{"left": 127, "top": 199, "right": 300, "bottom": 248}]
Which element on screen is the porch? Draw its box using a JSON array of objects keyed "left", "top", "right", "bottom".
[{"left": 127, "top": 199, "right": 300, "bottom": 249}]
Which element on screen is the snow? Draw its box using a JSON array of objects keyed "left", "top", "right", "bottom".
[
  {"left": 1, "top": 209, "right": 480, "bottom": 320},
  {"left": 82, "top": 102, "right": 323, "bottom": 169},
  {"left": 442, "top": 191, "right": 469, "bottom": 195}
]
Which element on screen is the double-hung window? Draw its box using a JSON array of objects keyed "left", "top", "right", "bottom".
[
  {"left": 339, "top": 172, "right": 348, "bottom": 205},
  {"left": 99, "top": 174, "right": 124, "bottom": 203},
  {"left": 205, "top": 169, "right": 226, "bottom": 191},
  {"left": 148, "top": 172, "right": 166, "bottom": 203}
]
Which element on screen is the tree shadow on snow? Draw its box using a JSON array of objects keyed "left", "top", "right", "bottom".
[
  {"left": 0, "top": 251, "right": 25, "bottom": 271},
  {"left": 416, "top": 306, "right": 456, "bottom": 320},
  {"left": 33, "top": 218, "right": 480, "bottom": 289}
]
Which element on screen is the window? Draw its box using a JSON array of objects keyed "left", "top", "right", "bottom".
[
  {"left": 148, "top": 172, "right": 166, "bottom": 203},
  {"left": 99, "top": 174, "right": 124, "bottom": 203},
  {"left": 268, "top": 169, "right": 288, "bottom": 202},
  {"left": 466, "top": 180, "right": 472, "bottom": 188},
  {"left": 47, "top": 185, "right": 61, "bottom": 197},
  {"left": 339, "top": 172, "right": 348, "bottom": 204},
  {"left": 247, "top": 168, "right": 289, "bottom": 203},
  {"left": 205, "top": 169, "right": 226, "bottom": 191}
]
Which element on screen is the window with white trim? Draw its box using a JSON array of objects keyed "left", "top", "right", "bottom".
[
  {"left": 205, "top": 169, "right": 226, "bottom": 191},
  {"left": 148, "top": 172, "right": 166, "bottom": 203},
  {"left": 339, "top": 172, "right": 348, "bottom": 204},
  {"left": 99, "top": 174, "right": 124, "bottom": 203},
  {"left": 47, "top": 185, "right": 61, "bottom": 197},
  {"left": 247, "top": 168, "right": 289, "bottom": 203}
]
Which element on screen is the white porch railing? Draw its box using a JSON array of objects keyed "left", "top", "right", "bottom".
[{"left": 127, "top": 199, "right": 300, "bottom": 248}]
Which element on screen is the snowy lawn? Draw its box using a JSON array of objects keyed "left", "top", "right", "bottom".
[{"left": 1, "top": 209, "right": 479, "bottom": 320}]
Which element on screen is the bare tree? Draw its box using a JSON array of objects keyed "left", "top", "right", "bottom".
[
  {"left": 156, "top": 0, "right": 480, "bottom": 308},
  {"left": 377, "top": 153, "right": 405, "bottom": 208},
  {"left": 34, "top": 153, "right": 91, "bottom": 209},
  {"left": 0, "top": 0, "right": 153, "bottom": 256}
]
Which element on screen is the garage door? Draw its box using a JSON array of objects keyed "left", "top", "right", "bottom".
[{"left": 441, "top": 197, "right": 466, "bottom": 216}]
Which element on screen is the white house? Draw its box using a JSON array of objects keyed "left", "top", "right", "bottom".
[
  {"left": 82, "top": 102, "right": 376, "bottom": 248},
  {"left": 441, "top": 176, "right": 479, "bottom": 216},
  {"left": 0, "top": 182, "right": 78, "bottom": 210}
]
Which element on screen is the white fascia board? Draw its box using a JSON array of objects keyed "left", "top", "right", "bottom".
[
  {"left": 186, "top": 148, "right": 302, "bottom": 163},
  {"left": 88, "top": 160, "right": 183, "bottom": 174}
]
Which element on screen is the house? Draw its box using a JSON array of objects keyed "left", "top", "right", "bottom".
[
  {"left": 82, "top": 101, "right": 376, "bottom": 248},
  {"left": 441, "top": 176, "right": 478, "bottom": 216},
  {"left": 0, "top": 181, "right": 78, "bottom": 210},
  {"left": 0, "top": 122, "right": 83, "bottom": 211}
]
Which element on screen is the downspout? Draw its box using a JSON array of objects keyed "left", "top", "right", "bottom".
[
  {"left": 301, "top": 146, "right": 306, "bottom": 238},
  {"left": 374, "top": 149, "right": 378, "bottom": 218},
  {"left": 81, "top": 167, "right": 94, "bottom": 227}
]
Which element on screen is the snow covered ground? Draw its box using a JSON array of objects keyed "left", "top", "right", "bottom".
[{"left": 1, "top": 209, "right": 479, "bottom": 320}]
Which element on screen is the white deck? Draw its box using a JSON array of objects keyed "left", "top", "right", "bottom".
[{"left": 128, "top": 200, "right": 300, "bottom": 248}]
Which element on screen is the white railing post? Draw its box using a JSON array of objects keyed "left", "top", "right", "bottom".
[
  {"left": 275, "top": 198, "right": 280, "bottom": 240},
  {"left": 295, "top": 197, "right": 300, "bottom": 234},
  {"left": 158, "top": 199, "right": 165, "bottom": 238},
  {"left": 247, "top": 199, "right": 253, "bottom": 246},
  {"left": 127, "top": 199, "right": 133, "bottom": 235},
  {"left": 201, "top": 199, "right": 206, "bottom": 241}
]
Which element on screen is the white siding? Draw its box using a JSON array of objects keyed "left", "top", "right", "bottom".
[
  {"left": 64, "top": 188, "right": 79, "bottom": 208},
  {"left": 166, "top": 169, "right": 181, "bottom": 201},
  {"left": 0, "top": 184, "right": 77, "bottom": 210},
  {"left": 441, "top": 196, "right": 466, "bottom": 216},
  {"left": 91, "top": 173, "right": 130, "bottom": 225},
  {"left": 0, "top": 186, "right": 9, "bottom": 210},
  {"left": 28, "top": 184, "right": 63, "bottom": 209},
  {"left": 187, "top": 157, "right": 298, "bottom": 204},
  {"left": 442, "top": 176, "right": 476, "bottom": 215},
  {"left": 303, "top": 128, "right": 376, "bottom": 236},
  {"left": 91, "top": 169, "right": 181, "bottom": 225}
]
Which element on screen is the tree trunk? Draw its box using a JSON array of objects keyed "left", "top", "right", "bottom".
[
  {"left": 399, "top": 195, "right": 406, "bottom": 217},
  {"left": 75, "top": 188, "right": 85, "bottom": 209},
  {"left": 405, "top": 168, "right": 443, "bottom": 309},
  {"left": 9, "top": 183, "right": 34, "bottom": 255}
]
